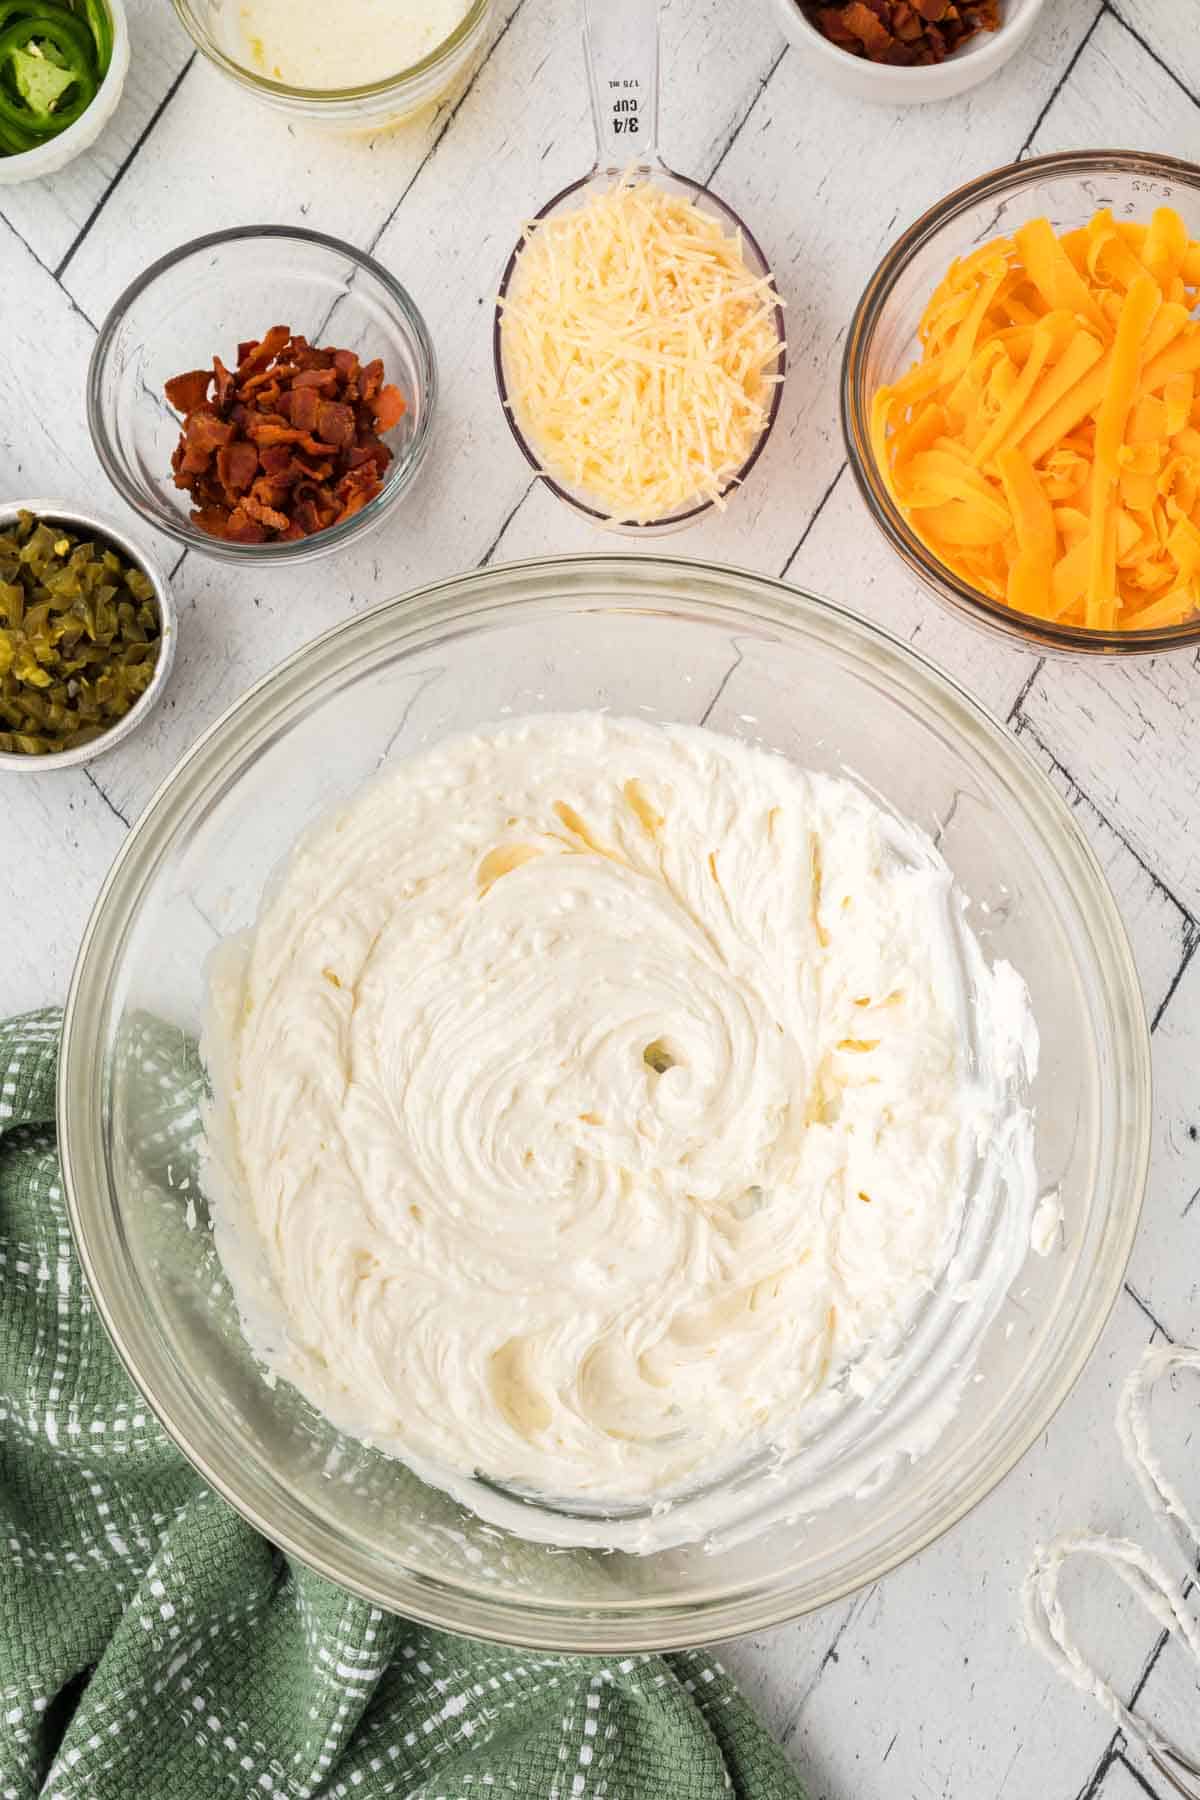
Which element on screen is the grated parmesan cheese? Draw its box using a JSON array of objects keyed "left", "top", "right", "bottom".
[{"left": 499, "top": 174, "right": 785, "bottom": 525}]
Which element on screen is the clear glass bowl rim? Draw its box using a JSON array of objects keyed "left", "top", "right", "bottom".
[
  {"left": 86, "top": 224, "right": 438, "bottom": 565},
  {"left": 59, "top": 553, "right": 1151, "bottom": 1650},
  {"left": 841, "top": 149, "right": 1200, "bottom": 656},
  {"left": 493, "top": 169, "right": 789, "bottom": 530},
  {"left": 169, "top": 0, "right": 492, "bottom": 101}
]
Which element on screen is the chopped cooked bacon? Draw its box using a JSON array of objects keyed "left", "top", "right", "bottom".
[
  {"left": 241, "top": 364, "right": 298, "bottom": 396},
  {"left": 295, "top": 497, "right": 334, "bottom": 536},
  {"left": 292, "top": 367, "right": 340, "bottom": 393},
  {"left": 181, "top": 409, "right": 234, "bottom": 472},
  {"left": 291, "top": 454, "right": 335, "bottom": 481},
  {"left": 803, "top": 0, "right": 999, "bottom": 61},
  {"left": 290, "top": 386, "right": 321, "bottom": 434},
  {"left": 164, "top": 369, "right": 212, "bottom": 413},
  {"left": 249, "top": 475, "right": 291, "bottom": 509},
  {"left": 236, "top": 325, "right": 291, "bottom": 381},
  {"left": 294, "top": 344, "right": 333, "bottom": 373},
  {"left": 371, "top": 384, "right": 407, "bottom": 432},
  {"left": 185, "top": 410, "right": 231, "bottom": 452},
  {"left": 224, "top": 509, "right": 269, "bottom": 544},
  {"left": 344, "top": 439, "right": 391, "bottom": 479},
  {"left": 166, "top": 326, "right": 408, "bottom": 544},
  {"left": 841, "top": 1, "right": 891, "bottom": 53},
  {"left": 241, "top": 495, "right": 292, "bottom": 532},
  {"left": 213, "top": 356, "right": 236, "bottom": 411},
  {"left": 259, "top": 444, "right": 295, "bottom": 478},
  {"left": 217, "top": 440, "right": 259, "bottom": 494},
  {"left": 336, "top": 487, "right": 374, "bottom": 524},
  {"left": 315, "top": 400, "right": 356, "bottom": 448},
  {"left": 245, "top": 417, "right": 308, "bottom": 448}
]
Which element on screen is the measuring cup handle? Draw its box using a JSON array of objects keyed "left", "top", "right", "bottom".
[{"left": 580, "top": 0, "right": 660, "bottom": 171}]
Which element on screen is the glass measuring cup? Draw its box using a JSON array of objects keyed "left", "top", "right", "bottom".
[{"left": 493, "top": 0, "right": 787, "bottom": 536}]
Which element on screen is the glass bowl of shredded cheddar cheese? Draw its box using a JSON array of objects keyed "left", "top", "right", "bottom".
[{"left": 843, "top": 151, "right": 1200, "bottom": 654}]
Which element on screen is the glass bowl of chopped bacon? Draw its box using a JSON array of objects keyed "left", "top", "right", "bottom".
[{"left": 86, "top": 225, "right": 437, "bottom": 564}]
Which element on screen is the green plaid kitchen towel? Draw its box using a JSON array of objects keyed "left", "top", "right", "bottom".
[{"left": 0, "top": 1010, "right": 805, "bottom": 1800}]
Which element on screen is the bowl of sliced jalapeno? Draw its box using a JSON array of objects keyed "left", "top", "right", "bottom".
[
  {"left": 0, "top": 500, "right": 176, "bottom": 769},
  {"left": 0, "top": 0, "right": 128, "bottom": 182}
]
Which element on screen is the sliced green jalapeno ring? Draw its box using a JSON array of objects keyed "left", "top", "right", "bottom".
[
  {"left": 0, "top": 5, "right": 98, "bottom": 144},
  {"left": 76, "top": 0, "right": 109, "bottom": 73},
  {"left": 0, "top": 104, "right": 37, "bottom": 149},
  {"left": 0, "top": 0, "right": 109, "bottom": 62}
]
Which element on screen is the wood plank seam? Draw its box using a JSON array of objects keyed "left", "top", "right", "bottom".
[
  {"left": 1078, "top": 1735, "right": 1127, "bottom": 1800},
  {"left": 944, "top": 4, "right": 1106, "bottom": 258},
  {"left": 1007, "top": 659, "right": 1045, "bottom": 724},
  {"left": 1124, "top": 1283, "right": 1176, "bottom": 1345},
  {"left": 362, "top": 0, "right": 532, "bottom": 262},
  {"left": 0, "top": 212, "right": 98, "bottom": 333},
  {"left": 1122, "top": 1555, "right": 1200, "bottom": 1791},
  {"left": 83, "top": 767, "right": 131, "bottom": 830},
  {"left": 699, "top": 644, "right": 747, "bottom": 725},
  {"left": 777, "top": 1586, "right": 879, "bottom": 1747},
  {"left": 1118, "top": 1751, "right": 1173, "bottom": 1800},
  {"left": 1018, "top": 1, "right": 1106, "bottom": 160},
  {"left": 1013, "top": 717, "right": 1199, "bottom": 936},
  {"left": 1127, "top": 1626, "right": 1173, "bottom": 1720},
  {"left": 1104, "top": 0, "right": 1200, "bottom": 111},
  {"left": 1149, "top": 931, "right": 1200, "bottom": 1036},
  {"left": 779, "top": 463, "right": 847, "bottom": 581},
  {"left": 55, "top": 53, "right": 198, "bottom": 283},
  {"left": 479, "top": 480, "right": 538, "bottom": 566},
  {"left": 704, "top": 41, "right": 789, "bottom": 190}
]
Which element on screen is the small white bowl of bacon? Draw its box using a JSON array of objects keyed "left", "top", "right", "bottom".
[{"left": 774, "top": 0, "right": 1047, "bottom": 104}]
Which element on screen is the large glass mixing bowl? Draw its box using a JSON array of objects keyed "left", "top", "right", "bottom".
[{"left": 60, "top": 556, "right": 1150, "bottom": 1651}]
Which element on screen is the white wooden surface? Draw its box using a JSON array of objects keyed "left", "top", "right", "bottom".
[{"left": 2, "top": 2, "right": 1199, "bottom": 1795}]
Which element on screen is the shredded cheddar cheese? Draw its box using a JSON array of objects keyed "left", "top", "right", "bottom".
[
  {"left": 499, "top": 175, "right": 784, "bottom": 525},
  {"left": 872, "top": 205, "right": 1200, "bottom": 631}
]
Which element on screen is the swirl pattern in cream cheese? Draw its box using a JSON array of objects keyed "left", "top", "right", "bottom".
[{"left": 203, "top": 714, "right": 1034, "bottom": 1515}]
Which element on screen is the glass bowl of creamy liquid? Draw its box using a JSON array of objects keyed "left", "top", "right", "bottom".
[
  {"left": 171, "top": 0, "right": 494, "bottom": 130},
  {"left": 60, "top": 556, "right": 1150, "bottom": 1652}
]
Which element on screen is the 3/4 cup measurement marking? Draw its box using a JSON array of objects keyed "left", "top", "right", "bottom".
[{"left": 609, "top": 78, "right": 641, "bottom": 138}]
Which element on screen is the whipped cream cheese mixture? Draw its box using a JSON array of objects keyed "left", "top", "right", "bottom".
[{"left": 203, "top": 714, "right": 1037, "bottom": 1526}]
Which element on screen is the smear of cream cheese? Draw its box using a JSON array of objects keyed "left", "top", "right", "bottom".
[
  {"left": 202, "top": 714, "right": 1038, "bottom": 1545},
  {"left": 1031, "top": 1190, "right": 1063, "bottom": 1256}
]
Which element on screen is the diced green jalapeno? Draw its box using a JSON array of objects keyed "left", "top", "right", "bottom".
[{"left": 0, "top": 512, "right": 163, "bottom": 757}]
